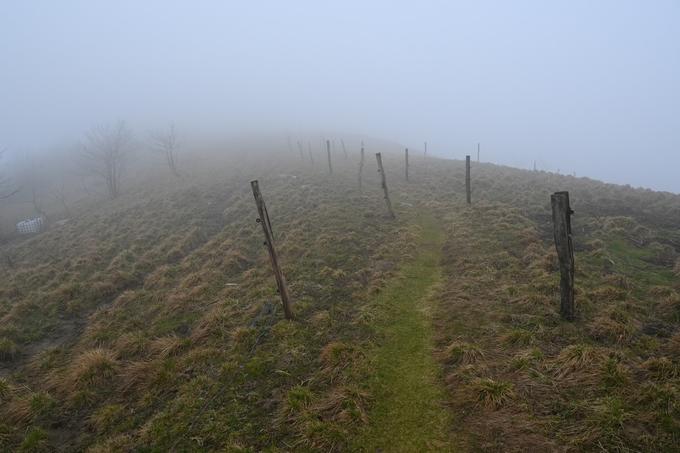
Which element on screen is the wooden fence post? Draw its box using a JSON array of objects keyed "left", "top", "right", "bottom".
[
  {"left": 465, "top": 155, "right": 471, "bottom": 205},
  {"left": 341, "top": 139, "right": 348, "bottom": 159},
  {"left": 551, "top": 191, "right": 575, "bottom": 320},
  {"left": 358, "top": 142, "right": 365, "bottom": 189},
  {"left": 326, "top": 139, "right": 333, "bottom": 175},
  {"left": 424, "top": 141, "right": 427, "bottom": 159},
  {"left": 297, "top": 141, "right": 304, "bottom": 160},
  {"left": 376, "top": 153, "right": 395, "bottom": 219},
  {"left": 308, "top": 142, "right": 314, "bottom": 165},
  {"left": 251, "top": 180, "right": 294, "bottom": 320},
  {"left": 405, "top": 148, "right": 409, "bottom": 182}
]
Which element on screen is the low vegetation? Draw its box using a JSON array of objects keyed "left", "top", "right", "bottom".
[
  {"left": 1, "top": 143, "right": 679, "bottom": 451},
  {"left": 432, "top": 194, "right": 680, "bottom": 451}
]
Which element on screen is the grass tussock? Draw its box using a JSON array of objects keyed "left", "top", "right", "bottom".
[
  {"left": 442, "top": 341, "right": 484, "bottom": 365},
  {"left": 2, "top": 152, "right": 680, "bottom": 450},
  {"left": 432, "top": 197, "right": 680, "bottom": 451},
  {"left": 64, "top": 348, "right": 119, "bottom": 391},
  {"left": 471, "top": 378, "right": 515, "bottom": 410}
]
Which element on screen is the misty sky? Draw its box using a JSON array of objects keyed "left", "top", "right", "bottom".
[{"left": 2, "top": 1, "right": 679, "bottom": 191}]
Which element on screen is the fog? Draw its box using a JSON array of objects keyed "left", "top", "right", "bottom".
[{"left": 2, "top": 1, "right": 679, "bottom": 191}]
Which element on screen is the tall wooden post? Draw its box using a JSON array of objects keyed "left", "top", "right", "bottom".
[
  {"left": 358, "top": 142, "right": 365, "bottom": 189},
  {"left": 465, "top": 155, "right": 471, "bottom": 205},
  {"left": 405, "top": 148, "right": 409, "bottom": 181},
  {"left": 551, "top": 191, "right": 575, "bottom": 320},
  {"left": 477, "top": 143, "right": 480, "bottom": 162},
  {"left": 250, "top": 180, "right": 293, "bottom": 320},
  {"left": 341, "top": 139, "right": 348, "bottom": 159},
  {"left": 326, "top": 139, "right": 333, "bottom": 175},
  {"left": 297, "top": 141, "right": 304, "bottom": 160},
  {"left": 376, "top": 153, "right": 395, "bottom": 219},
  {"left": 308, "top": 142, "right": 314, "bottom": 165}
]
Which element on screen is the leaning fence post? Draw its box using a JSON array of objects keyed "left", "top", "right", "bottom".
[
  {"left": 465, "top": 155, "right": 471, "bottom": 205},
  {"left": 297, "top": 141, "right": 304, "bottom": 160},
  {"left": 551, "top": 191, "right": 575, "bottom": 321},
  {"left": 376, "top": 153, "right": 395, "bottom": 219},
  {"left": 405, "top": 148, "right": 409, "bottom": 182},
  {"left": 326, "top": 139, "right": 333, "bottom": 175},
  {"left": 358, "top": 142, "right": 365, "bottom": 189},
  {"left": 250, "top": 180, "right": 294, "bottom": 320}
]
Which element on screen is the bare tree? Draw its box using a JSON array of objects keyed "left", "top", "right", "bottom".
[
  {"left": 151, "top": 123, "right": 180, "bottom": 177},
  {"left": 81, "top": 121, "right": 131, "bottom": 199},
  {"left": 0, "top": 148, "right": 19, "bottom": 200}
]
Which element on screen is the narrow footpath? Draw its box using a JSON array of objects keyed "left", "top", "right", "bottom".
[{"left": 353, "top": 215, "right": 455, "bottom": 452}]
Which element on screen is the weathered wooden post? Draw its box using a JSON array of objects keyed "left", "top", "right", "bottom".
[
  {"left": 405, "top": 148, "right": 409, "bottom": 181},
  {"left": 358, "top": 141, "right": 365, "bottom": 189},
  {"left": 308, "top": 142, "right": 314, "bottom": 165},
  {"left": 465, "top": 155, "right": 471, "bottom": 205},
  {"left": 551, "top": 191, "right": 575, "bottom": 320},
  {"left": 341, "top": 139, "right": 348, "bottom": 159},
  {"left": 477, "top": 143, "right": 480, "bottom": 162},
  {"left": 376, "top": 153, "right": 395, "bottom": 219},
  {"left": 326, "top": 140, "right": 333, "bottom": 175},
  {"left": 297, "top": 141, "right": 304, "bottom": 160},
  {"left": 251, "top": 180, "right": 294, "bottom": 320}
]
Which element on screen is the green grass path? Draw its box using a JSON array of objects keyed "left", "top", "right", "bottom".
[{"left": 353, "top": 216, "right": 454, "bottom": 452}]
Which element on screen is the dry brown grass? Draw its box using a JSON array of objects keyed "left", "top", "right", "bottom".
[
  {"left": 441, "top": 341, "right": 484, "bottom": 366},
  {"left": 63, "top": 348, "right": 119, "bottom": 392},
  {"left": 148, "top": 334, "right": 185, "bottom": 358}
]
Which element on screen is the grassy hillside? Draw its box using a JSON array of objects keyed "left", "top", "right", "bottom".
[{"left": 1, "top": 145, "right": 679, "bottom": 451}]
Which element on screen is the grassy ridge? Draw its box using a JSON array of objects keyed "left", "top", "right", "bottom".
[
  {"left": 432, "top": 200, "right": 680, "bottom": 451},
  {"left": 0, "top": 161, "right": 423, "bottom": 451},
  {"left": 1, "top": 149, "right": 680, "bottom": 451}
]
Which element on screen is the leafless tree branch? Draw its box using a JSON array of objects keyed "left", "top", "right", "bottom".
[{"left": 80, "top": 121, "right": 131, "bottom": 199}]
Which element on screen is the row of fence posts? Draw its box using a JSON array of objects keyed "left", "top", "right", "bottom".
[{"left": 253, "top": 142, "right": 575, "bottom": 322}]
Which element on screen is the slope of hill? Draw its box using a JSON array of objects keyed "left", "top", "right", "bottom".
[{"left": 1, "top": 147, "right": 678, "bottom": 451}]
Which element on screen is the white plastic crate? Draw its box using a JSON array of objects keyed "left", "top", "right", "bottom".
[{"left": 16, "top": 217, "right": 44, "bottom": 234}]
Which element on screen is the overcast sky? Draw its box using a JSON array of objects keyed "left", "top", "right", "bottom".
[{"left": 2, "top": 1, "right": 679, "bottom": 191}]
